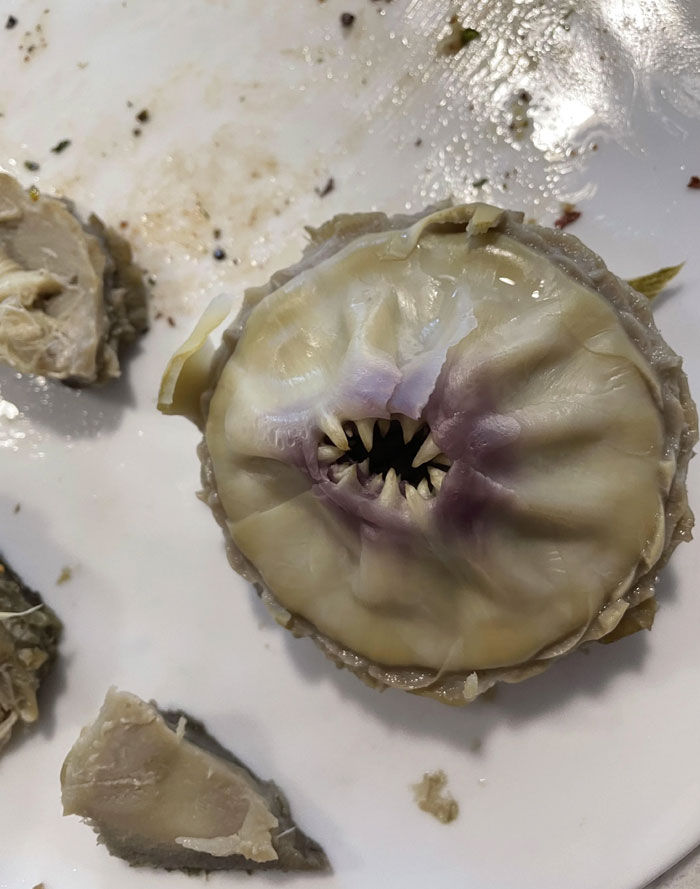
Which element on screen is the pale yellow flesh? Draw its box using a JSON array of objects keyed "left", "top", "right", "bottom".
[
  {"left": 198, "top": 208, "right": 668, "bottom": 672},
  {"left": 61, "top": 689, "right": 279, "bottom": 863},
  {"left": 0, "top": 174, "right": 106, "bottom": 379}
]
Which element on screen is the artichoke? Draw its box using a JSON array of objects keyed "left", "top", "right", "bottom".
[
  {"left": 160, "top": 203, "right": 697, "bottom": 703},
  {"left": 0, "top": 173, "right": 148, "bottom": 385},
  {"left": 0, "top": 555, "right": 62, "bottom": 752},
  {"left": 61, "top": 688, "right": 329, "bottom": 872}
]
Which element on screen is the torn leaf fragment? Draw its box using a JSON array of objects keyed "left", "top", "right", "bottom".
[
  {"left": 412, "top": 770, "right": 459, "bottom": 824},
  {"left": 61, "top": 688, "right": 329, "bottom": 873}
]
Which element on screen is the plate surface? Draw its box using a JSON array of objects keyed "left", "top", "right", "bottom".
[{"left": 1, "top": 2, "right": 700, "bottom": 889}]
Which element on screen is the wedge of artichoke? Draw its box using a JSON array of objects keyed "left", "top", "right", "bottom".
[
  {"left": 160, "top": 203, "right": 697, "bottom": 703},
  {"left": 0, "top": 555, "right": 62, "bottom": 753},
  {"left": 61, "top": 688, "right": 329, "bottom": 872},
  {"left": 0, "top": 174, "right": 148, "bottom": 385}
]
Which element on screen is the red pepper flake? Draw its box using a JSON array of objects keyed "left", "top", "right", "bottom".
[
  {"left": 687, "top": 176, "right": 700, "bottom": 189},
  {"left": 554, "top": 204, "right": 581, "bottom": 229}
]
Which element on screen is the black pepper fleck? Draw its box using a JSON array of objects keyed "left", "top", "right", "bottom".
[
  {"left": 414, "top": 137, "right": 423, "bottom": 147},
  {"left": 213, "top": 247, "right": 227, "bottom": 261},
  {"left": 213, "top": 227, "right": 222, "bottom": 239},
  {"left": 135, "top": 108, "right": 150, "bottom": 123},
  {"left": 315, "top": 177, "right": 335, "bottom": 197},
  {"left": 132, "top": 128, "right": 142, "bottom": 137},
  {"left": 340, "top": 12, "right": 355, "bottom": 27},
  {"left": 23, "top": 160, "right": 40, "bottom": 171},
  {"left": 5, "top": 14, "right": 17, "bottom": 29},
  {"left": 50, "top": 139, "right": 71, "bottom": 154}
]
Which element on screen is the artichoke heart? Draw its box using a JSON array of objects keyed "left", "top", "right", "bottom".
[
  {"left": 160, "top": 203, "right": 697, "bottom": 703},
  {"left": 0, "top": 174, "right": 148, "bottom": 384}
]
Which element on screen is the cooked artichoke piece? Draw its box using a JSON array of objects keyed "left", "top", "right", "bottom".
[
  {"left": 61, "top": 688, "right": 329, "bottom": 873},
  {"left": 0, "top": 555, "right": 62, "bottom": 754},
  {"left": 160, "top": 202, "right": 697, "bottom": 704},
  {"left": 0, "top": 173, "right": 148, "bottom": 385}
]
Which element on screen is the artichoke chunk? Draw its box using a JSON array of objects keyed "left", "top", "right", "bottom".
[
  {"left": 0, "top": 555, "right": 62, "bottom": 754},
  {"left": 160, "top": 203, "right": 697, "bottom": 704},
  {"left": 61, "top": 688, "right": 329, "bottom": 872},
  {"left": 0, "top": 174, "right": 148, "bottom": 384}
]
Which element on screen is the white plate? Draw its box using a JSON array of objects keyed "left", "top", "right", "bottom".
[{"left": 1, "top": 2, "right": 700, "bottom": 888}]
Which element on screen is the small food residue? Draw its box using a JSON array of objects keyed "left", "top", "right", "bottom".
[
  {"left": 687, "top": 175, "right": 700, "bottom": 189},
  {"left": 627, "top": 263, "right": 684, "bottom": 301},
  {"left": 23, "top": 160, "right": 40, "bottom": 172},
  {"left": 508, "top": 90, "right": 532, "bottom": 140},
  {"left": 56, "top": 566, "right": 72, "bottom": 585},
  {"left": 439, "top": 15, "right": 481, "bottom": 55},
  {"left": 412, "top": 770, "right": 459, "bottom": 824},
  {"left": 50, "top": 139, "right": 71, "bottom": 154},
  {"left": 554, "top": 203, "right": 581, "bottom": 229},
  {"left": 340, "top": 12, "right": 355, "bottom": 28},
  {"left": 13, "top": 503, "right": 20, "bottom": 514},
  {"left": 5, "top": 15, "right": 17, "bottom": 29},
  {"left": 472, "top": 177, "right": 488, "bottom": 188},
  {"left": 315, "top": 177, "right": 335, "bottom": 197},
  {"left": 213, "top": 247, "right": 227, "bottom": 261},
  {"left": 135, "top": 108, "right": 151, "bottom": 124}
]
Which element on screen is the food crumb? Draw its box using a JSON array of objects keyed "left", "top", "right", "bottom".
[
  {"left": 23, "top": 160, "right": 40, "bottom": 172},
  {"left": 412, "top": 770, "right": 459, "bottom": 824},
  {"left": 315, "top": 177, "right": 335, "bottom": 197},
  {"left": 554, "top": 203, "right": 581, "bottom": 229},
  {"left": 687, "top": 175, "right": 700, "bottom": 189},
  {"left": 135, "top": 108, "right": 150, "bottom": 123},
  {"left": 167, "top": 316, "right": 176, "bottom": 327},
  {"left": 50, "top": 139, "right": 71, "bottom": 154},
  {"left": 56, "top": 566, "right": 72, "bottom": 585},
  {"left": 5, "top": 14, "right": 17, "bottom": 28},
  {"left": 340, "top": 12, "right": 355, "bottom": 28},
  {"left": 472, "top": 177, "right": 488, "bottom": 188},
  {"left": 439, "top": 14, "right": 481, "bottom": 55},
  {"left": 213, "top": 247, "right": 227, "bottom": 261}
]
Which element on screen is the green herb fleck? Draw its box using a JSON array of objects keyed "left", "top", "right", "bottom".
[
  {"left": 28, "top": 185, "right": 40, "bottom": 202},
  {"left": 23, "top": 160, "right": 40, "bottom": 172},
  {"left": 472, "top": 177, "right": 488, "bottom": 188},
  {"left": 439, "top": 15, "right": 482, "bottom": 55},
  {"left": 627, "top": 263, "right": 684, "bottom": 301},
  {"left": 50, "top": 139, "right": 71, "bottom": 154},
  {"left": 459, "top": 27, "right": 480, "bottom": 47}
]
